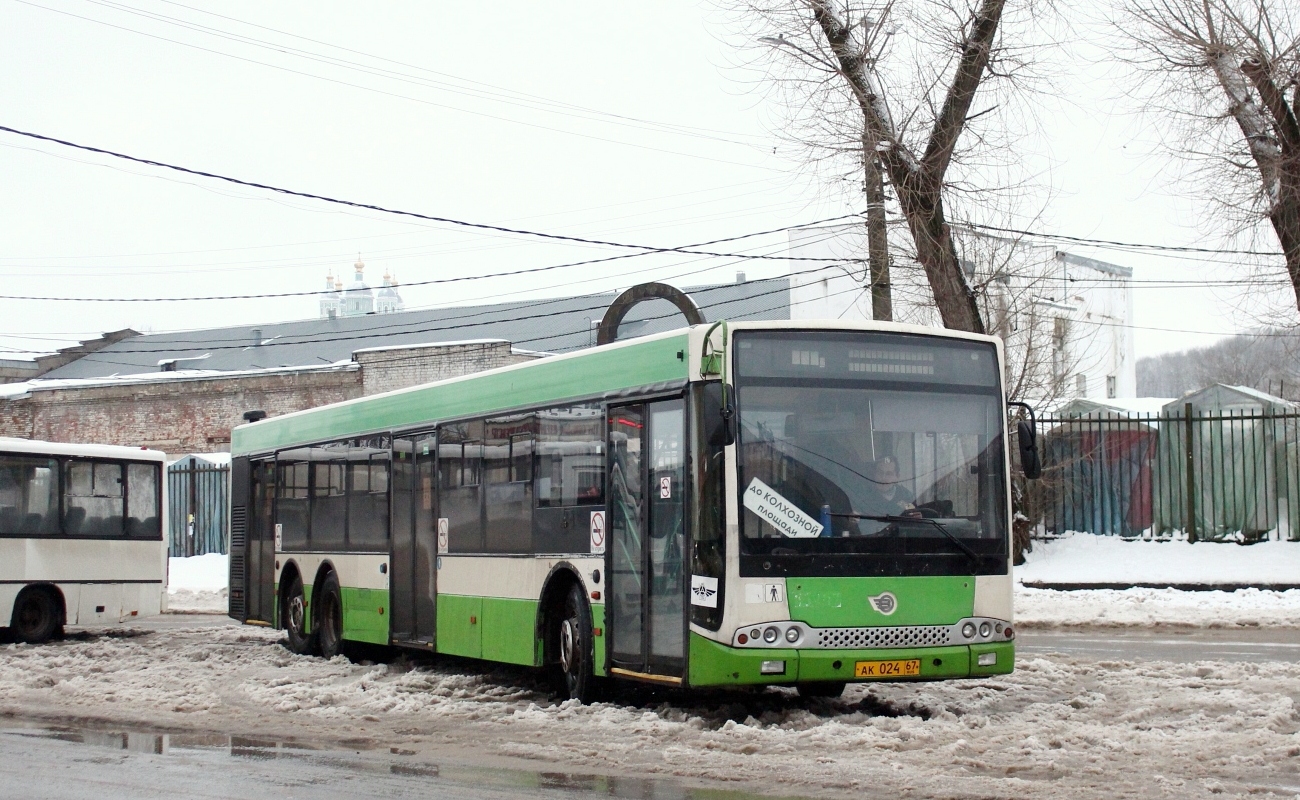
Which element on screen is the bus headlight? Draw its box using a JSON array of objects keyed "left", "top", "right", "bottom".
[
  {"left": 784, "top": 627, "right": 800, "bottom": 644},
  {"left": 961, "top": 622, "right": 976, "bottom": 639},
  {"left": 979, "top": 622, "right": 992, "bottom": 638},
  {"left": 763, "top": 626, "right": 779, "bottom": 644}
]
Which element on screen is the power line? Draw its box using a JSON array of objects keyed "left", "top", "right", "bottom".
[
  {"left": 91, "top": 0, "right": 768, "bottom": 147},
  {"left": 0, "top": 127, "right": 861, "bottom": 300},
  {"left": 14, "top": 0, "right": 778, "bottom": 171},
  {"left": 959, "top": 221, "right": 1287, "bottom": 257}
]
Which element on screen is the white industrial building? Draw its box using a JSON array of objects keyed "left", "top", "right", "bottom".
[{"left": 787, "top": 223, "right": 1136, "bottom": 408}]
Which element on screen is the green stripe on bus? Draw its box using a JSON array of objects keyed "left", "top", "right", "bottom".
[
  {"left": 435, "top": 594, "right": 543, "bottom": 666},
  {"left": 785, "top": 576, "right": 976, "bottom": 628},
  {"left": 232, "top": 333, "right": 690, "bottom": 455},
  {"left": 341, "top": 587, "right": 389, "bottom": 645}
]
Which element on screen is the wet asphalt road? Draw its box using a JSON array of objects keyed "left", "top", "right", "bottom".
[
  {"left": 7, "top": 615, "right": 1298, "bottom": 798},
  {"left": 0, "top": 724, "right": 756, "bottom": 800}
]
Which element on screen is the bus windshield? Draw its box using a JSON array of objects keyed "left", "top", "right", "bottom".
[{"left": 734, "top": 331, "right": 1008, "bottom": 577}]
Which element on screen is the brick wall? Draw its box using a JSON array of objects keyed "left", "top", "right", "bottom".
[
  {"left": 0, "top": 366, "right": 362, "bottom": 454},
  {"left": 0, "top": 342, "right": 545, "bottom": 456},
  {"left": 354, "top": 341, "right": 540, "bottom": 396}
]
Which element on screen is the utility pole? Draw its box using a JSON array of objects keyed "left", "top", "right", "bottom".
[{"left": 863, "top": 150, "right": 892, "bottom": 321}]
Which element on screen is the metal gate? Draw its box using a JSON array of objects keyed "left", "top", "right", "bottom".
[{"left": 167, "top": 456, "right": 231, "bottom": 557}]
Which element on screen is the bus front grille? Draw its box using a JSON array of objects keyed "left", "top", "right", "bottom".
[{"left": 815, "top": 625, "right": 953, "bottom": 649}]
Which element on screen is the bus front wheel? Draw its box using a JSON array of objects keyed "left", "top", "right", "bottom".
[
  {"left": 316, "top": 572, "right": 344, "bottom": 659},
  {"left": 282, "top": 574, "right": 317, "bottom": 656},
  {"left": 556, "top": 583, "right": 597, "bottom": 703},
  {"left": 12, "top": 588, "right": 61, "bottom": 644},
  {"left": 797, "top": 681, "right": 846, "bottom": 699}
]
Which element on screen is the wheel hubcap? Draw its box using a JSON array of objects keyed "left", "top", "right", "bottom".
[
  {"left": 560, "top": 619, "right": 576, "bottom": 671},
  {"left": 289, "top": 596, "right": 304, "bottom": 631}
]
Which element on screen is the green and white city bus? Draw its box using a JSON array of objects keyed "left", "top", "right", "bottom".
[{"left": 228, "top": 321, "right": 1022, "bottom": 700}]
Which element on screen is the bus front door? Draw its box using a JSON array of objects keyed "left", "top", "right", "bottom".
[
  {"left": 607, "top": 399, "right": 687, "bottom": 681},
  {"left": 391, "top": 434, "right": 438, "bottom": 647}
]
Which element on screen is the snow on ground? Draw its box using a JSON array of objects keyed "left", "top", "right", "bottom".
[
  {"left": 166, "top": 554, "right": 227, "bottom": 614},
  {"left": 1, "top": 625, "right": 1299, "bottom": 799},
  {"left": 1019, "top": 534, "right": 1300, "bottom": 586},
  {"left": 1015, "top": 585, "right": 1300, "bottom": 628}
]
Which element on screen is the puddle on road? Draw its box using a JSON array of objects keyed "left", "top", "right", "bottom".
[{"left": 1, "top": 720, "right": 810, "bottom": 800}]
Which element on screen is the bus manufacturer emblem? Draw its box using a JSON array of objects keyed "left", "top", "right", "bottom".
[
  {"left": 869, "top": 592, "right": 898, "bottom": 616},
  {"left": 690, "top": 575, "right": 718, "bottom": 608}
]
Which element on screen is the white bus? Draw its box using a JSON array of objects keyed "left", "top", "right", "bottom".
[{"left": 0, "top": 439, "right": 168, "bottom": 643}]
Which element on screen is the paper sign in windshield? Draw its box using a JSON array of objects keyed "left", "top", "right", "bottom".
[{"left": 743, "top": 478, "right": 824, "bottom": 538}]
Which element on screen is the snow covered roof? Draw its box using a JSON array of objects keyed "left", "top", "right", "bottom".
[
  {"left": 37, "top": 280, "right": 791, "bottom": 381},
  {"left": 0, "top": 361, "right": 357, "bottom": 400},
  {"left": 1164, "top": 383, "right": 1297, "bottom": 413},
  {"left": 1056, "top": 397, "right": 1176, "bottom": 418}
]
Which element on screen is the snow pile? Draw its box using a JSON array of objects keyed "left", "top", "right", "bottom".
[
  {"left": 1016, "top": 585, "right": 1300, "bottom": 628},
  {"left": 167, "top": 554, "right": 228, "bottom": 614},
  {"left": 1019, "top": 534, "right": 1300, "bottom": 586},
  {"left": 2, "top": 626, "right": 1300, "bottom": 798}
]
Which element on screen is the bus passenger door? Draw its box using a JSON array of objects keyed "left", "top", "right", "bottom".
[
  {"left": 607, "top": 399, "right": 687, "bottom": 680},
  {"left": 391, "top": 434, "right": 437, "bottom": 646},
  {"left": 242, "top": 459, "right": 276, "bottom": 624}
]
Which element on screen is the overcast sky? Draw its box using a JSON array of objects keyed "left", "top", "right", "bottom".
[{"left": 0, "top": 0, "right": 1290, "bottom": 365}]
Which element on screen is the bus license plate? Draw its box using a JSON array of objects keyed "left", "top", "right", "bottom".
[{"left": 854, "top": 659, "right": 921, "bottom": 678}]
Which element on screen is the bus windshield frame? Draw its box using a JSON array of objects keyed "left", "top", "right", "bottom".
[{"left": 733, "top": 329, "right": 1009, "bottom": 578}]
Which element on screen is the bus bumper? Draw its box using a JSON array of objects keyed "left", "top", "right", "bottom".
[{"left": 687, "top": 632, "right": 1015, "bottom": 687}]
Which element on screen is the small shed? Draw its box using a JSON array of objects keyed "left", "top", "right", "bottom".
[
  {"left": 1040, "top": 400, "right": 1166, "bottom": 536},
  {"left": 167, "top": 453, "right": 231, "bottom": 557},
  {"left": 1153, "top": 385, "right": 1299, "bottom": 540}
]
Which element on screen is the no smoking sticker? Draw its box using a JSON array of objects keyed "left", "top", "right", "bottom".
[
  {"left": 437, "top": 517, "right": 449, "bottom": 552},
  {"left": 659, "top": 476, "right": 672, "bottom": 499},
  {"left": 590, "top": 510, "right": 606, "bottom": 554}
]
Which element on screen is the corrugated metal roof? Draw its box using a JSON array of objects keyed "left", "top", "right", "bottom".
[{"left": 43, "top": 279, "right": 791, "bottom": 380}]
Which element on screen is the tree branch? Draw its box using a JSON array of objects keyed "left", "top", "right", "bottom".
[{"left": 920, "top": 0, "right": 1009, "bottom": 189}]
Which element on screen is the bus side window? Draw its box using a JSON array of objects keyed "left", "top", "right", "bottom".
[
  {"left": 65, "top": 461, "right": 125, "bottom": 537},
  {"left": 0, "top": 455, "right": 59, "bottom": 537},
  {"left": 278, "top": 460, "right": 311, "bottom": 550},
  {"left": 484, "top": 415, "right": 534, "bottom": 553},
  {"left": 347, "top": 441, "right": 390, "bottom": 552},
  {"left": 535, "top": 403, "right": 605, "bottom": 508},
  {"left": 440, "top": 420, "right": 484, "bottom": 553},
  {"left": 126, "top": 462, "right": 161, "bottom": 539}
]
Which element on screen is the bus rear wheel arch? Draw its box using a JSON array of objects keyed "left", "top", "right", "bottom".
[{"left": 10, "top": 585, "right": 64, "bottom": 644}]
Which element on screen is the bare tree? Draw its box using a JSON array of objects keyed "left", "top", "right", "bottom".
[
  {"left": 735, "top": 0, "right": 1042, "bottom": 334},
  {"left": 1119, "top": 0, "right": 1300, "bottom": 312}
]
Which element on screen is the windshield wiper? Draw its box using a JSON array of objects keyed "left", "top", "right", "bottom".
[{"left": 830, "top": 512, "right": 983, "bottom": 569}]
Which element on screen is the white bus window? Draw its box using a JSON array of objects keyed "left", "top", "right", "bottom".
[
  {"left": 0, "top": 456, "right": 60, "bottom": 536},
  {"left": 126, "top": 463, "right": 161, "bottom": 538},
  {"left": 65, "top": 461, "right": 125, "bottom": 537},
  {"left": 536, "top": 403, "right": 605, "bottom": 507}
]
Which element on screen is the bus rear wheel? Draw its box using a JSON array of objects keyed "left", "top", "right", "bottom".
[
  {"left": 12, "top": 588, "right": 60, "bottom": 644},
  {"left": 316, "top": 572, "right": 344, "bottom": 659},
  {"left": 281, "top": 574, "right": 317, "bottom": 656},
  {"left": 797, "top": 681, "right": 846, "bottom": 699},
  {"left": 556, "top": 583, "right": 597, "bottom": 704}
]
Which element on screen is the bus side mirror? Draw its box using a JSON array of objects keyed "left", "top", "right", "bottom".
[
  {"left": 702, "top": 383, "right": 735, "bottom": 447},
  {"left": 1017, "top": 419, "right": 1041, "bottom": 480}
]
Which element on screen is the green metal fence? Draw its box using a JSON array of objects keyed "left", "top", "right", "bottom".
[
  {"left": 167, "top": 457, "right": 230, "bottom": 556},
  {"left": 1022, "top": 410, "right": 1300, "bottom": 543}
]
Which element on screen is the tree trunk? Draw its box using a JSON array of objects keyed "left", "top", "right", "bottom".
[
  {"left": 863, "top": 150, "right": 892, "bottom": 321},
  {"left": 897, "top": 188, "right": 986, "bottom": 333}
]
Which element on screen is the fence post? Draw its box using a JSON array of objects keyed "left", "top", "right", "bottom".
[
  {"left": 187, "top": 465, "right": 197, "bottom": 558},
  {"left": 1184, "top": 402, "right": 1197, "bottom": 543}
]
